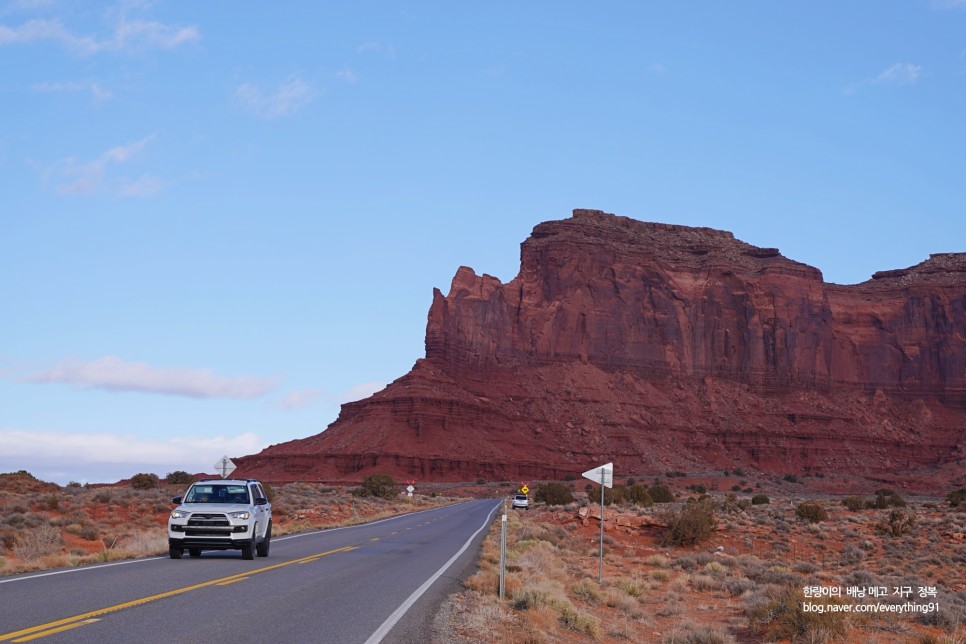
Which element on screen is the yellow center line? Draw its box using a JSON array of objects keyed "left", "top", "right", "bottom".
[
  {"left": 11, "top": 619, "right": 100, "bottom": 643},
  {"left": 0, "top": 546, "right": 358, "bottom": 642},
  {"left": 216, "top": 577, "right": 249, "bottom": 586}
]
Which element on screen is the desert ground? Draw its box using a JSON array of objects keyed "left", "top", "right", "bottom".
[{"left": 1, "top": 470, "right": 964, "bottom": 643}]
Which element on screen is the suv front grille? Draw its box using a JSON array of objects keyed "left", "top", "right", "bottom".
[{"left": 185, "top": 513, "right": 232, "bottom": 536}]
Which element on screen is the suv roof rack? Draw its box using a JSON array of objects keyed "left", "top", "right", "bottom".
[{"left": 194, "top": 477, "right": 258, "bottom": 483}]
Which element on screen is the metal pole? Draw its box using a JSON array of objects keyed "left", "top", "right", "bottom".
[
  {"left": 599, "top": 472, "right": 604, "bottom": 583},
  {"left": 500, "top": 499, "right": 507, "bottom": 599}
]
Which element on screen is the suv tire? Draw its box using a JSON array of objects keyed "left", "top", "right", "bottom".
[
  {"left": 256, "top": 522, "right": 272, "bottom": 557},
  {"left": 241, "top": 535, "right": 255, "bottom": 560},
  {"left": 169, "top": 546, "right": 183, "bottom": 559}
]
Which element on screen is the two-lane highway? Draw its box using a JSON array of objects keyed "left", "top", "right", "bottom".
[{"left": 0, "top": 499, "right": 501, "bottom": 644}]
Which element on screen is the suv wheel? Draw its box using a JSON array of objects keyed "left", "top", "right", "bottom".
[
  {"left": 169, "top": 546, "right": 183, "bottom": 559},
  {"left": 256, "top": 522, "right": 272, "bottom": 558},
  {"left": 241, "top": 535, "right": 255, "bottom": 560}
]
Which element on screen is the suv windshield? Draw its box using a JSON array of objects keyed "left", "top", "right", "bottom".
[{"left": 184, "top": 484, "right": 250, "bottom": 504}]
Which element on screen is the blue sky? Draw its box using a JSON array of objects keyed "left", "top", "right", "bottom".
[{"left": 2, "top": 1, "right": 964, "bottom": 485}]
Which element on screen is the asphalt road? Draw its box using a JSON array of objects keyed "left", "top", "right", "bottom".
[{"left": 0, "top": 499, "right": 501, "bottom": 644}]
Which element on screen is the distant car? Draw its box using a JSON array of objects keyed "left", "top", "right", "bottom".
[
  {"left": 512, "top": 493, "right": 530, "bottom": 510},
  {"left": 167, "top": 478, "right": 272, "bottom": 560}
]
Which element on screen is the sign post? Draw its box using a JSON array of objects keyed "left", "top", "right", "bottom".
[
  {"left": 581, "top": 462, "right": 613, "bottom": 583},
  {"left": 499, "top": 498, "right": 507, "bottom": 599}
]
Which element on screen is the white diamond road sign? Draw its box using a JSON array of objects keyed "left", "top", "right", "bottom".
[
  {"left": 214, "top": 456, "right": 236, "bottom": 479},
  {"left": 581, "top": 462, "right": 614, "bottom": 488}
]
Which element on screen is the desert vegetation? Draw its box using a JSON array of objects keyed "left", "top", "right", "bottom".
[
  {"left": 0, "top": 471, "right": 457, "bottom": 577},
  {"left": 435, "top": 481, "right": 966, "bottom": 643}
]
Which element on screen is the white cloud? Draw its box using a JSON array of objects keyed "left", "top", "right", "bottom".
[
  {"left": 874, "top": 63, "right": 921, "bottom": 85},
  {"left": 0, "top": 17, "right": 199, "bottom": 54},
  {"left": 278, "top": 381, "right": 385, "bottom": 410},
  {"left": 46, "top": 134, "right": 161, "bottom": 197},
  {"left": 0, "top": 427, "right": 266, "bottom": 485},
  {"left": 336, "top": 68, "right": 359, "bottom": 84},
  {"left": 117, "top": 173, "right": 164, "bottom": 197},
  {"left": 26, "top": 356, "right": 278, "bottom": 400},
  {"left": 844, "top": 62, "right": 922, "bottom": 94},
  {"left": 343, "top": 381, "right": 385, "bottom": 402},
  {"left": 236, "top": 75, "right": 316, "bottom": 119},
  {"left": 31, "top": 79, "right": 113, "bottom": 103}
]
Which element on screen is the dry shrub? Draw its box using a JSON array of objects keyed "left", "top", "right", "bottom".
[
  {"left": 645, "top": 554, "right": 671, "bottom": 568},
  {"left": 606, "top": 618, "right": 636, "bottom": 641},
  {"left": 662, "top": 499, "right": 717, "bottom": 546},
  {"left": 795, "top": 502, "right": 828, "bottom": 523},
  {"left": 570, "top": 578, "right": 605, "bottom": 605},
  {"left": 616, "top": 576, "right": 646, "bottom": 597},
  {"left": 511, "top": 539, "right": 564, "bottom": 580},
  {"left": 465, "top": 568, "right": 499, "bottom": 594},
  {"left": 13, "top": 524, "right": 62, "bottom": 560},
  {"left": 605, "top": 588, "right": 639, "bottom": 613},
  {"left": 663, "top": 620, "right": 736, "bottom": 643},
  {"left": 557, "top": 601, "right": 600, "bottom": 640},
  {"left": 118, "top": 530, "right": 167, "bottom": 557},
  {"left": 746, "top": 585, "right": 850, "bottom": 642},
  {"left": 519, "top": 604, "right": 557, "bottom": 642},
  {"left": 463, "top": 595, "right": 515, "bottom": 634},
  {"left": 876, "top": 509, "right": 916, "bottom": 537},
  {"left": 513, "top": 579, "right": 567, "bottom": 611},
  {"left": 691, "top": 574, "right": 718, "bottom": 591}
]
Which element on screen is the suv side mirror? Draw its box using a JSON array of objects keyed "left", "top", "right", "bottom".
[
  {"left": 254, "top": 497, "right": 268, "bottom": 506},
  {"left": 172, "top": 496, "right": 182, "bottom": 504}
]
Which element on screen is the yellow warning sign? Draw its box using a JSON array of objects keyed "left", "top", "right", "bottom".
[{"left": 520, "top": 485, "right": 529, "bottom": 495}]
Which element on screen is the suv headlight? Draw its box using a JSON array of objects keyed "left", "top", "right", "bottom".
[
  {"left": 227, "top": 511, "right": 251, "bottom": 520},
  {"left": 170, "top": 509, "right": 190, "bottom": 520}
]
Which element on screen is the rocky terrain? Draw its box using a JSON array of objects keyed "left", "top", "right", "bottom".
[{"left": 235, "top": 210, "right": 965, "bottom": 491}]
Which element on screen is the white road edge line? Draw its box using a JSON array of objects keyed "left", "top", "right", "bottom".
[
  {"left": 0, "top": 557, "right": 166, "bottom": 584},
  {"left": 364, "top": 500, "right": 501, "bottom": 644}
]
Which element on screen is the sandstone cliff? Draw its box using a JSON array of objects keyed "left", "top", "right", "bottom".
[{"left": 235, "top": 210, "right": 965, "bottom": 489}]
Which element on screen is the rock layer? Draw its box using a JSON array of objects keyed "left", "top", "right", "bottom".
[{"left": 235, "top": 210, "right": 966, "bottom": 489}]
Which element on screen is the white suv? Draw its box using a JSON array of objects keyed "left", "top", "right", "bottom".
[
  {"left": 512, "top": 493, "right": 530, "bottom": 510},
  {"left": 168, "top": 479, "right": 272, "bottom": 560}
]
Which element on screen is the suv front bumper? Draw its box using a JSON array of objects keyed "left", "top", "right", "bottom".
[{"left": 168, "top": 513, "right": 254, "bottom": 550}]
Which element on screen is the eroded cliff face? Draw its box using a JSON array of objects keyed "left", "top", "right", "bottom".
[{"left": 235, "top": 210, "right": 965, "bottom": 489}]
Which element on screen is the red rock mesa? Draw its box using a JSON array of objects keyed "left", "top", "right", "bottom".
[{"left": 235, "top": 210, "right": 965, "bottom": 490}]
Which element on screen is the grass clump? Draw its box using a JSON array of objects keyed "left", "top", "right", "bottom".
[
  {"left": 570, "top": 578, "right": 605, "bottom": 605},
  {"left": 750, "top": 494, "right": 770, "bottom": 505},
  {"left": 558, "top": 601, "right": 601, "bottom": 640}
]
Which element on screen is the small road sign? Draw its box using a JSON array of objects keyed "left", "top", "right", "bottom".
[
  {"left": 406, "top": 485, "right": 415, "bottom": 494},
  {"left": 520, "top": 485, "right": 529, "bottom": 495},
  {"left": 214, "top": 456, "right": 236, "bottom": 479},
  {"left": 581, "top": 462, "right": 613, "bottom": 488}
]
